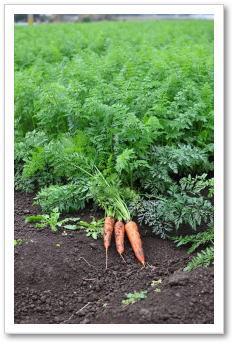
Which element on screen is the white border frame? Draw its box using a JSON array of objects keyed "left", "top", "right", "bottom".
[{"left": 4, "top": 3, "right": 224, "bottom": 335}]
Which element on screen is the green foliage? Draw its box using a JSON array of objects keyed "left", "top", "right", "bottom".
[
  {"left": 142, "top": 145, "right": 211, "bottom": 195},
  {"left": 22, "top": 146, "right": 46, "bottom": 178},
  {"left": 122, "top": 291, "right": 147, "bottom": 305},
  {"left": 15, "top": 21, "right": 214, "bottom": 249},
  {"left": 62, "top": 216, "right": 104, "bottom": 239},
  {"left": 16, "top": 132, "right": 96, "bottom": 193},
  {"left": 34, "top": 181, "right": 90, "bottom": 213},
  {"left": 14, "top": 239, "right": 23, "bottom": 246},
  {"left": 184, "top": 247, "right": 214, "bottom": 271},
  {"left": 130, "top": 199, "right": 173, "bottom": 239},
  {"left": 88, "top": 169, "right": 132, "bottom": 221},
  {"left": 151, "top": 279, "right": 162, "bottom": 287},
  {"left": 131, "top": 174, "right": 213, "bottom": 238},
  {"left": 14, "top": 238, "right": 32, "bottom": 246},
  {"left": 172, "top": 228, "right": 214, "bottom": 254},
  {"left": 26, "top": 208, "right": 104, "bottom": 239},
  {"left": 34, "top": 83, "right": 76, "bottom": 135},
  {"left": 166, "top": 174, "right": 214, "bottom": 230},
  {"left": 116, "top": 148, "right": 149, "bottom": 187},
  {"left": 77, "top": 217, "right": 104, "bottom": 239},
  {"left": 25, "top": 208, "right": 80, "bottom": 232},
  {"left": 172, "top": 226, "right": 214, "bottom": 271},
  {"left": 154, "top": 288, "right": 161, "bottom": 293},
  {"left": 15, "top": 20, "right": 213, "bottom": 149},
  {"left": 14, "top": 130, "right": 52, "bottom": 192}
]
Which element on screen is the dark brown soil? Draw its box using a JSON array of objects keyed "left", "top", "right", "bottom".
[{"left": 14, "top": 191, "right": 214, "bottom": 324}]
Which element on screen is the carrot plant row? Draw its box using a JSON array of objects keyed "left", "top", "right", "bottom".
[{"left": 15, "top": 20, "right": 214, "bottom": 269}]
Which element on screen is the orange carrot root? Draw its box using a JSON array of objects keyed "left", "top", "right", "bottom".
[
  {"left": 104, "top": 216, "right": 115, "bottom": 269},
  {"left": 104, "top": 216, "right": 115, "bottom": 249},
  {"left": 114, "top": 220, "right": 125, "bottom": 256},
  {"left": 125, "top": 221, "right": 145, "bottom": 265}
]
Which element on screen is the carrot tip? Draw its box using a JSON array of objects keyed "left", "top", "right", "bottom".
[
  {"left": 105, "top": 248, "right": 108, "bottom": 270},
  {"left": 120, "top": 254, "right": 126, "bottom": 263}
]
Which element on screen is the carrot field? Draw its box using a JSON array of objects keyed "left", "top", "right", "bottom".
[{"left": 14, "top": 20, "right": 214, "bottom": 324}]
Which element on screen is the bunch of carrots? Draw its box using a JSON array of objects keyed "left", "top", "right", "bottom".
[
  {"left": 104, "top": 216, "right": 145, "bottom": 269},
  {"left": 74, "top": 164, "right": 145, "bottom": 268},
  {"left": 90, "top": 169, "right": 145, "bottom": 268}
]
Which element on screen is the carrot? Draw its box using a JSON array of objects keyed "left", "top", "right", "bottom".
[
  {"left": 114, "top": 220, "right": 126, "bottom": 261},
  {"left": 104, "top": 216, "right": 115, "bottom": 269},
  {"left": 125, "top": 221, "right": 145, "bottom": 265}
]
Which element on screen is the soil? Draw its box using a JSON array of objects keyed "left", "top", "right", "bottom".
[{"left": 14, "top": 191, "right": 214, "bottom": 324}]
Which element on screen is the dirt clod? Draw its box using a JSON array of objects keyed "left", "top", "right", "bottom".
[{"left": 168, "top": 269, "right": 190, "bottom": 286}]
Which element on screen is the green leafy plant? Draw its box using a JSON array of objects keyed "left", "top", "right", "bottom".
[
  {"left": 77, "top": 217, "right": 104, "bottom": 240},
  {"left": 14, "top": 239, "right": 23, "bottom": 246},
  {"left": 130, "top": 199, "right": 173, "bottom": 239},
  {"left": 154, "top": 288, "right": 161, "bottom": 293},
  {"left": 15, "top": 21, "right": 214, "bottom": 255},
  {"left": 14, "top": 238, "right": 32, "bottom": 246},
  {"left": 165, "top": 174, "right": 214, "bottom": 231},
  {"left": 172, "top": 228, "right": 214, "bottom": 254},
  {"left": 131, "top": 174, "right": 213, "bottom": 238},
  {"left": 172, "top": 227, "right": 214, "bottom": 271},
  {"left": 25, "top": 208, "right": 80, "bottom": 232},
  {"left": 122, "top": 291, "right": 147, "bottom": 305},
  {"left": 14, "top": 130, "right": 51, "bottom": 192},
  {"left": 116, "top": 148, "right": 149, "bottom": 188},
  {"left": 151, "top": 279, "right": 162, "bottom": 287},
  {"left": 34, "top": 181, "right": 90, "bottom": 213},
  {"left": 26, "top": 208, "right": 104, "bottom": 239},
  {"left": 184, "top": 246, "right": 214, "bottom": 271},
  {"left": 142, "top": 145, "right": 211, "bottom": 195},
  {"left": 88, "top": 169, "right": 132, "bottom": 222},
  {"left": 15, "top": 21, "right": 213, "bottom": 194}
]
